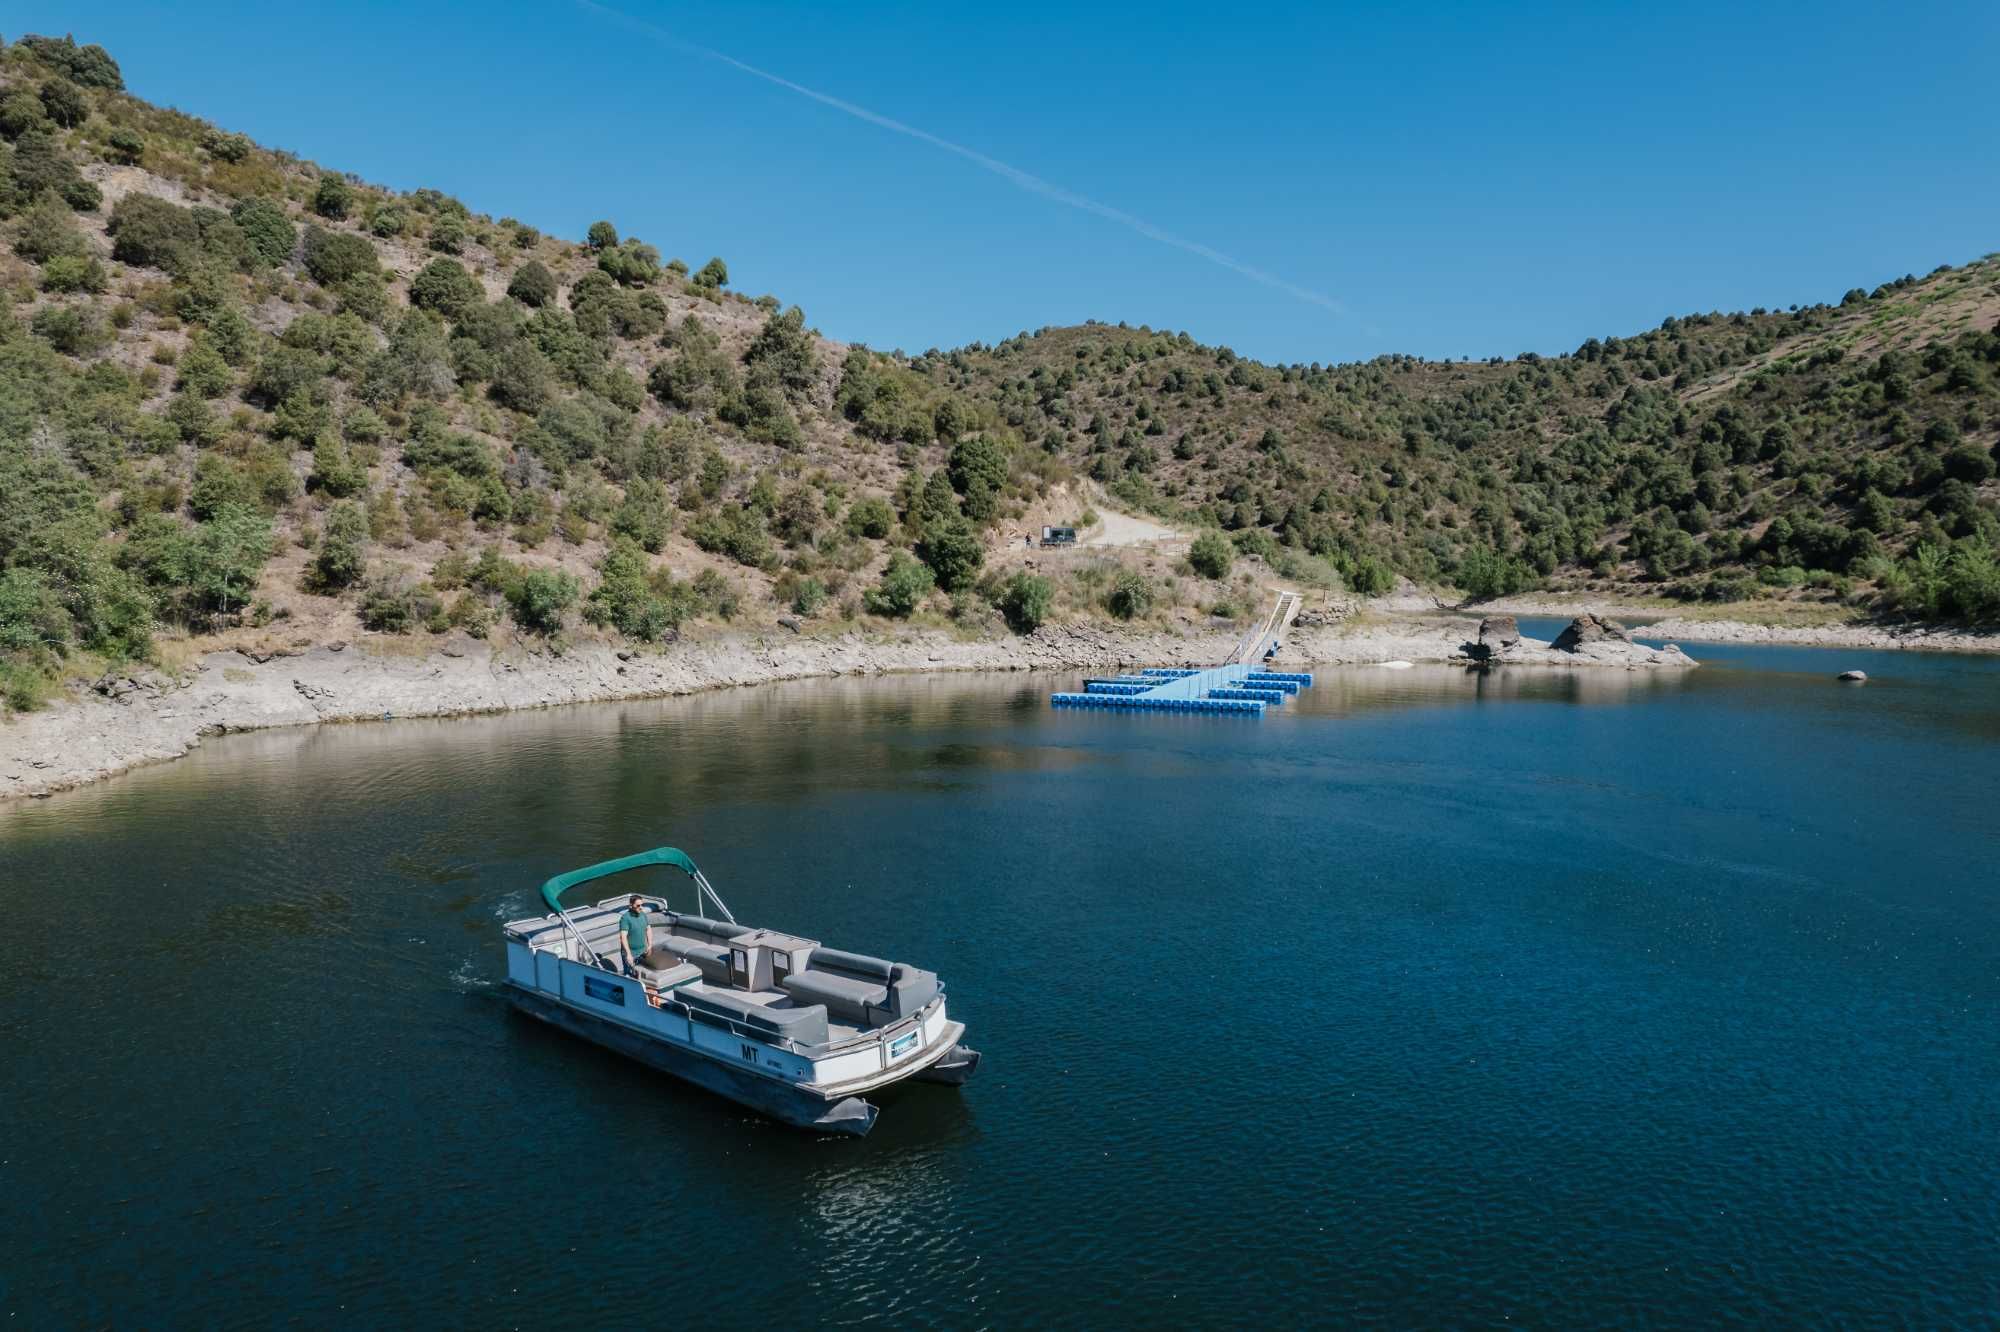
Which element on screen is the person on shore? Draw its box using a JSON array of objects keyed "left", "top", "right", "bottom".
[{"left": 617, "top": 896, "right": 652, "bottom": 976}]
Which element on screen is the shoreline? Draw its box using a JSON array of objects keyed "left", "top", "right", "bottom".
[
  {"left": 1439, "top": 598, "right": 2000, "bottom": 654},
  {"left": 1, "top": 613, "right": 1700, "bottom": 803}
]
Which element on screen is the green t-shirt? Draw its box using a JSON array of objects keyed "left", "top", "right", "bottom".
[{"left": 620, "top": 909, "right": 649, "bottom": 957}]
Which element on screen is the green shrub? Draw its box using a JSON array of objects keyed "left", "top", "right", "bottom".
[
  {"left": 598, "top": 239, "right": 661, "bottom": 287},
  {"left": 490, "top": 341, "right": 556, "bottom": 413},
  {"left": 586, "top": 220, "right": 618, "bottom": 250},
  {"left": 308, "top": 438, "right": 366, "bottom": 498},
  {"left": 947, "top": 434, "right": 1008, "bottom": 497},
  {"left": 31, "top": 304, "right": 109, "bottom": 356},
  {"left": 1189, "top": 530, "right": 1233, "bottom": 579},
  {"left": 8, "top": 130, "right": 100, "bottom": 209},
  {"left": 0, "top": 567, "right": 72, "bottom": 653},
  {"left": 743, "top": 306, "right": 819, "bottom": 398},
  {"left": 229, "top": 197, "right": 295, "bottom": 266},
  {"left": 1943, "top": 443, "right": 1996, "bottom": 483},
  {"left": 864, "top": 552, "right": 935, "bottom": 617},
  {"left": 998, "top": 572, "right": 1052, "bottom": 633},
  {"left": 918, "top": 520, "right": 984, "bottom": 591},
  {"left": 311, "top": 501, "right": 370, "bottom": 590},
  {"left": 363, "top": 204, "right": 406, "bottom": 237},
  {"left": 507, "top": 259, "right": 558, "bottom": 307},
  {"left": 584, "top": 537, "right": 689, "bottom": 641},
  {"left": 1107, "top": 570, "right": 1153, "bottom": 620},
  {"left": 13, "top": 193, "right": 86, "bottom": 263},
  {"left": 692, "top": 256, "right": 729, "bottom": 289},
  {"left": 687, "top": 505, "right": 773, "bottom": 568},
  {"left": 108, "top": 193, "right": 199, "bottom": 270},
  {"left": 789, "top": 576, "right": 828, "bottom": 616},
  {"left": 104, "top": 127, "right": 145, "bottom": 165},
  {"left": 427, "top": 213, "right": 467, "bottom": 254},
  {"left": 300, "top": 225, "right": 377, "bottom": 285},
  {"left": 17, "top": 34, "right": 124, "bottom": 88},
  {"left": 408, "top": 257, "right": 483, "bottom": 320},
  {"left": 846, "top": 496, "right": 895, "bottom": 539},
  {"left": 39, "top": 252, "right": 106, "bottom": 293},
  {"left": 180, "top": 505, "right": 274, "bottom": 616},
  {"left": 1455, "top": 546, "right": 1538, "bottom": 598},
  {"left": 507, "top": 567, "right": 580, "bottom": 633},
  {"left": 611, "top": 479, "right": 671, "bottom": 552},
  {"left": 1757, "top": 564, "right": 1808, "bottom": 588},
  {"left": 0, "top": 90, "right": 48, "bottom": 138},
  {"left": 202, "top": 129, "right": 252, "bottom": 163},
  {"left": 359, "top": 573, "right": 439, "bottom": 633},
  {"left": 312, "top": 174, "right": 352, "bottom": 219},
  {"left": 38, "top": 78, "right": 89, "bottom": 130}
]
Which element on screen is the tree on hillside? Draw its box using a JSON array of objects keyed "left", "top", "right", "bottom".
[
  {"left": 18, "top": 34, "right": 124, "bottom": 88},
  {"left": 312, "top": 502, "right": 369, "bottom": 591},
  {"left": 408, "top": 257, "right": 484, "bottom": 321},
  {"left": 38, "top": 79, "right": 88, "bottom": 129},
  {"left": 586, "top": 220, "right": 619, "bottom": 251},
  {"left": 1189, "top": 530, "right": 1233, "bottom": 579},
  {"left": 692, "top": 257, "right": 729, "bottom": 290},
  {"left": 301, "top": 225, "right": 377, "bottom": 285},
  {"left": 506, "top": 259, "right": 558, "bottom": 308},
  {"left": 312, "top": 174, "right": 352, "bottom": 220},
  {"left": 229, "top": 197, "right": 295, "bottom": 266}
]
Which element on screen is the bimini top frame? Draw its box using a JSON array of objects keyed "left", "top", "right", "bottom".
[{"left": 537, "top": 846, "right": 738, "bottom": 965}]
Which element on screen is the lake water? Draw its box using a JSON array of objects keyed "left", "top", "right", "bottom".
[{"left": 3, "top": 639, "right": 1998, "bottom": 1327}]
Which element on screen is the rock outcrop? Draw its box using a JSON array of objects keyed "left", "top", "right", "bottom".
[
  {"left": 1453, "top": 612, "right": 1697, "bottom": 671},
  {"left": 1549, "top": 614, "right": 1632, "bottom": 651},
  {"left": 1461, "top": 615, "right": 1522, "bottom": 663}
]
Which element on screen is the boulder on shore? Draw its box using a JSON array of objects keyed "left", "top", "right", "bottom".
[
  {"left": 1461, "top": 615, "right": 1522, "bottom": 663},
  {"left": 1480, "top": 615, "right": 1521, "bottom": 650},
  {"left": 1550, "top": 614, "right": 1633, "bottom": 652}
]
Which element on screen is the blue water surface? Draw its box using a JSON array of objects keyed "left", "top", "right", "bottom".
[{"left": 2, "top": 641, "right": 1995, "bottom": 1327}]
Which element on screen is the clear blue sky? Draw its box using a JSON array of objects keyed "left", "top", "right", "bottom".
[{"left": 17, "top": 2, "right": 1999, "bottom": 364}]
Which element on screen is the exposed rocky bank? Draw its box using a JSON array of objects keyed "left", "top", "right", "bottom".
[{"left": 2, "top": 613, "right": 1692, "bottom": 801}]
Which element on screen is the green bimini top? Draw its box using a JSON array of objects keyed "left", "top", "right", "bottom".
[{"left": 541, "top": 847, "right": 700, "bottom": 914}]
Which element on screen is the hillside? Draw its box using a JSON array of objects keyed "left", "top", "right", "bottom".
[
  {"left": 910, "top": 265, "right": 2000, "bottom": 610},
  {"left": 0, "top": 33, "right": 1996, "bottom": 714}
]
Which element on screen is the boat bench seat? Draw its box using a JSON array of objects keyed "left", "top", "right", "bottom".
[
  {"left": 654, "top": 938, "right": 732, "bottom": 984},
  {"left": 676, "top": 987, "right": 829, "bottom": 1048},
  {"left": 633, "top": 954, "right": 701, "bottom": 990},
  {"left": 782, "top": 949, "right": 941, "bottom": 1027},
  {"left": 667, "top": 913, "right": 749, "bottom": 943},
  {"left": 781, "top": 969, "right": 889, "bottom": 1025}
]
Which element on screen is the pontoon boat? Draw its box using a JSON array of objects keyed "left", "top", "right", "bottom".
[{"left": 502, "top": 848, "right": 978, "bottom": 1136}]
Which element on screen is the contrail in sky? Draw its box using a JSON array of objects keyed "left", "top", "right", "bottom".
[{"left": 574, "top": 0, "right": 1344, "bottom": 315}]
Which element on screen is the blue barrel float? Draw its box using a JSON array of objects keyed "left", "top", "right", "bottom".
[{"left": 1051, "top": 662, "right": 1313, "bottom": 716}]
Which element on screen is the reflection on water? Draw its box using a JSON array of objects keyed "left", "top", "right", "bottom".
[{"left": 3, "top": 650, "right": 1999, "bottom": 1327}]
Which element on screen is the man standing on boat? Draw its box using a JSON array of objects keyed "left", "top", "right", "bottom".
[{"left": 617, "top": 896, "right": 652, "bottom": 977}]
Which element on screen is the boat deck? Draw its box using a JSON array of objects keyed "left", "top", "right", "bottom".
[{"left": 504, "top": 897, "right": 935, "bottom": 1049}]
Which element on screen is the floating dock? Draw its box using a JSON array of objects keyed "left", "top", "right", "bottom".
[
  {"left": 1051, "top": 664, "right": 1315, "bottom": 715},
  {"left": 1050, "top": 589, "right": 1313, "bottom": 715}
]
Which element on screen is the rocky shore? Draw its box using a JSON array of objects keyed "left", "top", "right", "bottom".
[
  {"left": 1465, "top": 596, "right": 2000, "bottom": 654},
  {"left": 1629, "top": 617, "right": 2000, "bottom": 653},
  {"left": 3, "top": 613, "right": 1689, "bottom": 802}
]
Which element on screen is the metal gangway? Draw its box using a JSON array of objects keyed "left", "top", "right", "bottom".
[{"left": 1229, "top": 590, "right": 1301, "bottom": 665}]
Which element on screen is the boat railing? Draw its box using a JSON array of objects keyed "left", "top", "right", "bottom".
[
  {"left": 692, "top": 869, "right": 737, "bottom": 924},
  {"left": 554, "top": 905, "right": 606, "bottom": 968},
  {"left": 543, "top": 865, "right": 733, "bottom": 967}
]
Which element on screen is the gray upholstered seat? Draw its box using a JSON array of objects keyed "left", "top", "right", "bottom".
[
  {"left": 669, "top": 914, "right": 749, "bottom": 942},
  {"left": 781, "top": 969, "right": 889, "bottom": 1025},
  {"left": 676, "top": 987, "right": 830, "bottom": 1047},
  {"left": 634, "top": 954, "right": 701, "bottom": 990},
  {"left": 809, "top": 947, "right": 894, "bottom": 980},
  {"left": 656, "top": 937, "right": 732, "bottom": 984}
]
